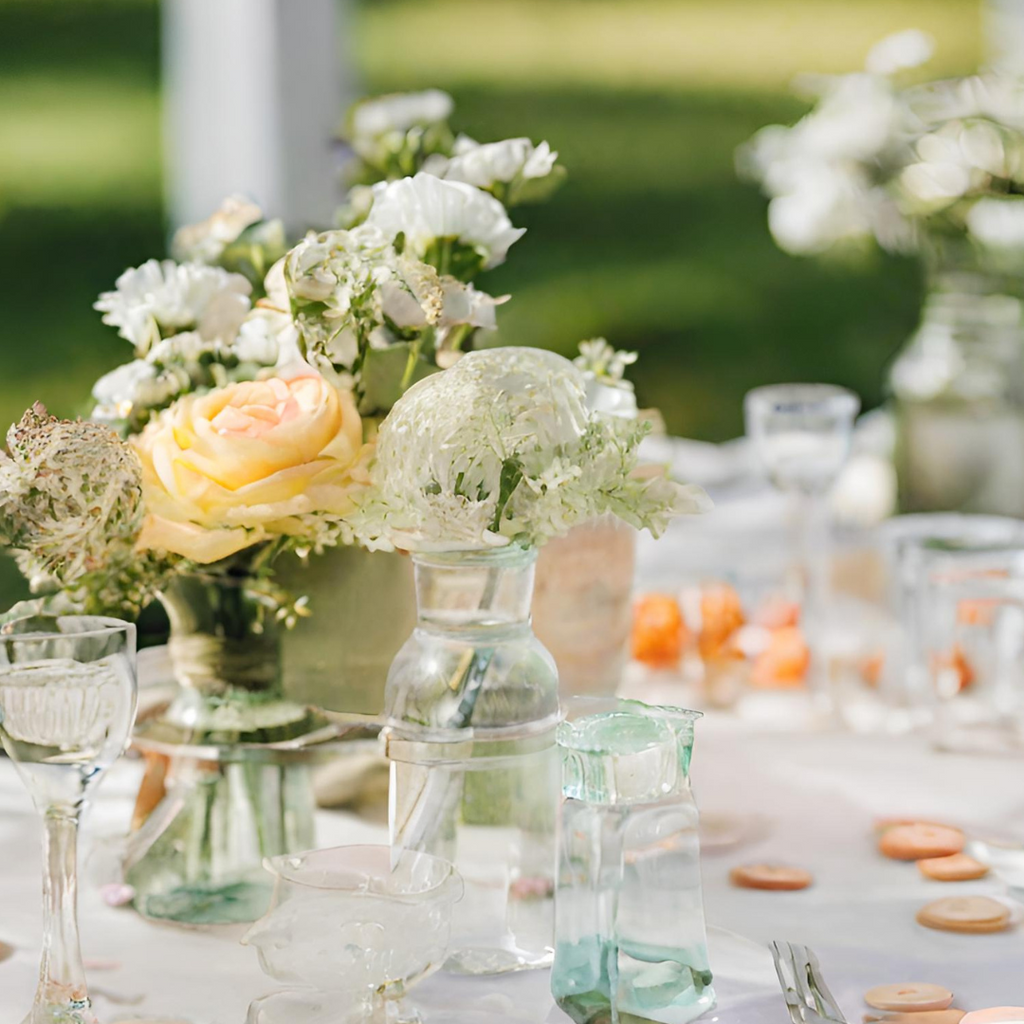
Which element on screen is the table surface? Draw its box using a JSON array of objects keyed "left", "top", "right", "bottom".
[{"left": 2, "top": 718, "right": 1023, "bottom": 1023}]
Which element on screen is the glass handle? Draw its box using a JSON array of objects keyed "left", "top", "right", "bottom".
[{"left": 36, "top": 808, "right": 89, "bottom": 1016}]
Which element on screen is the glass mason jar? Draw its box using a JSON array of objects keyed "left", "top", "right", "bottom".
[
  {"left": 889, "top": 238, "right": 1024, "bottom": 516},
  {"left": 552, "top": 699, "right": 715, "bottom": 1024},
  {"left": 384, "top": 546, "right": 560, "bottom": 975},
  {"left": 125, "top": 572, "right": 322, "bottom": 926}
]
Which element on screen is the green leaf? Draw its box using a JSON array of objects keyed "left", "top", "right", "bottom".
[
  {"left": 491, "top": 457, "right": 524, "bottom": 531},
  {"left": 358, "top": 342, "right": 440, "bottom": 416}
]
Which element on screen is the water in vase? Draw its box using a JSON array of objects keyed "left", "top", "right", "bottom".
[
  {"left": 552, "top": 703, "right": 715, "bottom": 1024},
  {"left": 385, "top": 547, "right": 560, "bottom": 975}
]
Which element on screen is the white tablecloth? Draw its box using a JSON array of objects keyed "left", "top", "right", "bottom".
[{"left": 2, "top": 721, "right": 1023, "bottom": 1023}]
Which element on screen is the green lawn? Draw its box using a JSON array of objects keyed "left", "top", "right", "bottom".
[{"left": 0, "top": 0, "right": 982, "bottom": 607}]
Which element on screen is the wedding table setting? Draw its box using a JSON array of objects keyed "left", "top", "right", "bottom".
[{"left": 5, "top": 27, "right": 1024, "bottom": 1024}]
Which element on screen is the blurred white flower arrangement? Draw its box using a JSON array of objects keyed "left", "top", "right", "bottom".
[
  {"left": 739, "top": 29, "right": 1024, "bottom": 262},
  {"left": 350, "top": 347, "right": 709, "bottom": 553},
  {"left": 341, "top": 89, "right": 565, "bottom": 210}
]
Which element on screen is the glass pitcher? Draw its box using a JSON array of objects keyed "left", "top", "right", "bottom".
[
  {"left": 552, "top": 699, "right": 715, "bottom": 1024},
  {"left": 384, "top": 545, "right": 560, "bottom": 975}
]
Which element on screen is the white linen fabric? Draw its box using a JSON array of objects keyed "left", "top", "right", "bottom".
[{"left": 1, "top": 720, "right": 1022, "bottom": 1022}]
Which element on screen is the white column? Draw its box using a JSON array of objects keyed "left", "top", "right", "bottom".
[{"left": 162, "top": 0, "right": 352, "bottom": 233}]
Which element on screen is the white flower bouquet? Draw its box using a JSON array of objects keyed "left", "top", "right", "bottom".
[{"left": 739, "top": 30, "right": 1024, "bottom": 264}]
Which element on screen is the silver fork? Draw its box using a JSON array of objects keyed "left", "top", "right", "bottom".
[{"left": 769, "top": 940, "right": 848, "bottom": 1024}]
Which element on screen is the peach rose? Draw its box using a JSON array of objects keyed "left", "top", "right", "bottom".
[{"left": 131, "top": 367, "right": 367, "bottom": 563}]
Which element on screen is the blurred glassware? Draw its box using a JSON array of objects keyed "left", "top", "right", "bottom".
[
  {"left": 0, "top": 615, "right": 137, "bottom": 1024},
  {"left": 384, "top": 546, "right": 559, "bottom": 976},
  {"left": 920, "top": 556, "right": 1024, "bottom": 754},
  {"left": 551, "top": 698, "right": 714, "bottom": 1024},
  {"left": 833, "top": 513, "right": 1024, "bottom": 734},
  {"left": 242, "top": 845, "right": 463, "bottom": 1024},
  {"left": 890, "top": 249, "right": 1024, "bottom": 518},
  {"left": 744, "top": 384, "right": 860, "bottom": 718}
]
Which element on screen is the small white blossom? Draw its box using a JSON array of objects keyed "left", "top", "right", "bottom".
[
  {"left": 95, "top": 259, "right": 252, "bottom": 355},
  {"left": 367, "top": 173, "right": 526, "bottom": 270},
  {"left": 171, "top": 195, "right": 264, "bottom": 263},
  {"left": 865, "top": 29, "right": 934, "bottom": 76},
  {"left": 967, "top": 197, "right": 1024, "bottom": 248},
  {"left": 350, "top": 89, "right": 454, "bottom": 142},
  {"left": 438, "top": 137, "right": 559, "bottom": 189}
]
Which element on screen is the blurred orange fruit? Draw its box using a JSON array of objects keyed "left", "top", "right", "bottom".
[
  {"left": 750, "top": 626, "right": 809, "bottom": 688},
  {"left": 698, "top": 582, "right": 745, "bottom": 659},
  {"left": 632, "top": 593, "right": 687, "bottom": 667}
]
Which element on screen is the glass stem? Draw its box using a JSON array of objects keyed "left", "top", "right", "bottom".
[
  {"left": 799, "top": 491, "right": 832, "bottom": 712},
  {"left": 36, "top": 807, "right": 89, "bottom": 1015}
]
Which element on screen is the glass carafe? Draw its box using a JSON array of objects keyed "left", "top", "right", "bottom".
[
  {"left": 384, "top": 546, "right": 560, "bottom": 975},
  {"left": 552, "top": 699, "right": 715, "bottom": 1024}
]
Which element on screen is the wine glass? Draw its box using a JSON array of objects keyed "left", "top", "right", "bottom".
[
  {"left": 0, "top": 615, "right": 138, "bottom": 1024},
  {"left": 744, "top": 384, "right": 860, "bottom": 717}
]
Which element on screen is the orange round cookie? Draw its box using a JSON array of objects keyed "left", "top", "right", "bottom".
[
  {"left": 729, "top": 864, "right": 812, "bottom": 891},
  {"left": 961, "top": 1010, "right": 1024, "bottom": 1024},
  {"left": 918, "top": 853, "right": 989, "bottom": 882},
  {"left": 865, "top": 983, "right": 954, "bottom": 1012},
  {"left": 864, "top": 1012, "right": 965, "bottom": 1024},
  {"left": 916, "top": 896, "right": 1012, "bottom": 934},
  {"left": 879, "top": 824, "right": 965, "bottom": 861}
]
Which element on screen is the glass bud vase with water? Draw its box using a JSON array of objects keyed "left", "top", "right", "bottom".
[
  {"left": 552, "top": 699, "right": 714, "bottom": 1024},
  {"left": 384, "top": 546, "right": 560, "bottom": 975}
]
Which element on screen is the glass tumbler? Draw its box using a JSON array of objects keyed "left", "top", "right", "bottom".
[
  {"left": 744, "top": 384, "right": 860, "bottom": 717},
  {"left": 551, "top": 699, "right": 714, "bottom": 1024}
]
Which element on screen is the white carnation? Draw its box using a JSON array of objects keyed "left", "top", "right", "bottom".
[
  {"left": 440, "top": 137, "right": 558, "bottom": 189},
  {"left": 95, "top": 259, "right": 252, "bottom": 354},
  {"left": 866, "top": 29, "right": 934, "bottom": 76},
  {"left": 367, "top": 173, "right": 526, "bottom": 269},
  {"left": 171, "top": 195, "right": 263, "bottom": 263},
  {"left": 350, "top": 89, "right": 454, "bottom": 140}
]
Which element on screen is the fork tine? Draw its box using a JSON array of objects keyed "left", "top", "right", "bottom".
[
  {"left": 801, "top": 945, "right": 845, "bottom": 1022},
  {"left": 769, "top": 940, "right": 809, "bottom": 1023}
]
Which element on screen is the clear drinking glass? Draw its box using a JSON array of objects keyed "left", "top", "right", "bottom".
[
  {"left": 744, "top": 384, "right": 860, "bottom": 715},
  {"left": 918, "top": 556, "right": 1024, "bottom": 753},
  {"left": 552, "top": 698, "right": 714, "bottom": 1024},
  {"left": 0, "top": 615, "right": 138, "bottom": 1024},
  {"left": 242, "top": 845, "right": 463, "bottom": 1024},
  {"left": 876, "top": 514, "right": 1024, "bottom": 727}
]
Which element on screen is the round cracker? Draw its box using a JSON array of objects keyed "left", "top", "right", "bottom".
[
  {"left": 918, "top": 853, "right": 989, "bottom": 882},
  {"left": 865, "top": 983, "right": 954, "bottom": 1012},
  {"left": 729, "top": 864, "right": 812, "bottom": 891},
  {"left": 917, "top": 896, "right": 1011, "bottom": 934},
  {"left": 879, "top": 824, "right": 965, "bottom": 862}
]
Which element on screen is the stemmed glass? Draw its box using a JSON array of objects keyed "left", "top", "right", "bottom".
[
  {"left": 744, "top": 384, "right": 860, "bottom": 717},
  {"left": 0, "top": 616, "right": 138, "bottom": 1024}
]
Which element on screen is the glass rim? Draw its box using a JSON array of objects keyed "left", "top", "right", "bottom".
[
  {"left": 744, "top": 382, "right": 860, "bottom": 416},
  {"left": 264, "top": 844, "right": 461, "bottom": 899},
  {"left": 0, "top": 614, "right": 136, "bottom": 643},
  {"left": 410, "top": 544, "right": 537, "bottom": 568},
  {"left": 558, "top": 697, "right": 702, "bottom": 752}
]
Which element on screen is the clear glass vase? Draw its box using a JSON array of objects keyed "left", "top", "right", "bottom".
[
  {"left": 890, "top": 239, "right": 1024, "bottom": 516},
  {"left": 384, "top": 546, "right": 560, "bottom": 975},
  {"left": 125, "top": 572, "right": 323, "bottom": 926},
  {"left": 552, "top": 699, "right": 714, "bottom": 1024}
]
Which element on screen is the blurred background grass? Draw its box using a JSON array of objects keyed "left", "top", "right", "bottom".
[{"left": 0, "top": 0, "right": 982, "bottom": 604}]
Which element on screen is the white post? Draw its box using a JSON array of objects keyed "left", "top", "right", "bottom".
[{"left": 162, "top": 0, "right": 352, "bottom": 233}]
